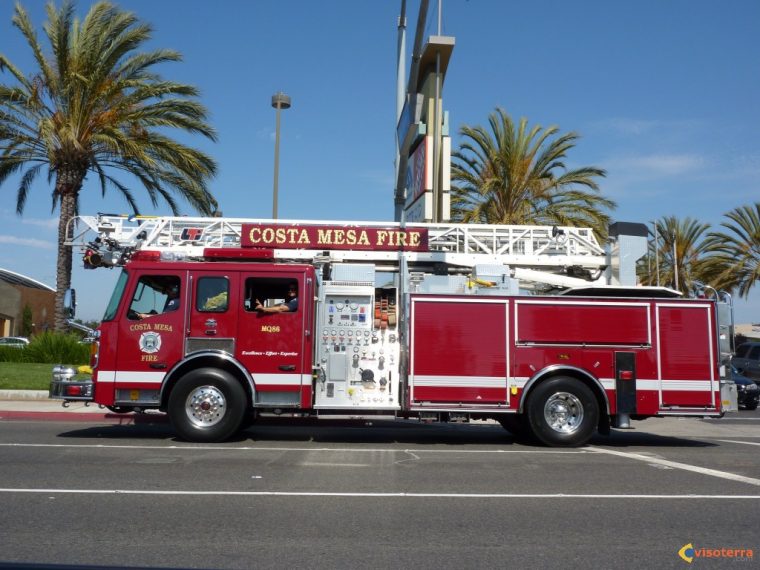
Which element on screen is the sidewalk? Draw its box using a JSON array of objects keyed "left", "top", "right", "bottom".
[{"left": 0, "top": 390, "right": 167, "bottom": 423}]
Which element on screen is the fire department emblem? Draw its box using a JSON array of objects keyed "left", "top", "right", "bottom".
[{"left": 139, "top": 332, "right": 162, "bottom": 354}]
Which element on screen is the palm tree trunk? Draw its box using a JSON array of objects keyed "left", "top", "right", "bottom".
[{"left": 53, "top": 172, "right": 83, "bottom": 333}]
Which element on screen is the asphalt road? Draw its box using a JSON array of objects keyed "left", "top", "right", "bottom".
[{"left": 0, "top": 410, "right": 759, "bottom": 570}]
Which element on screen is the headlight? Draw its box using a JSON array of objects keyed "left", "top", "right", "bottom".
[{"left": 52, "top": 365, "right": 77, "bottom": 382}]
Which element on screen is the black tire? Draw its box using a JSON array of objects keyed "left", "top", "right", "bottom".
[
  {"left": 525, "top": 376, "right": 599, "bottom": 447},
  {"left": 496, "top": 414, "right": 532, "bottom": 440},
  {"left": 168, "top": 367, "right": 247, "bottom": 443},
  {"left": 743, "top": 402, "right": 758, "bottom": 411}
]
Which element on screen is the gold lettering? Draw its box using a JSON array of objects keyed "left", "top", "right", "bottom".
[
  {"left": 334, "top": 229, "right": 345, "bottom": 245},
  {"left": 249, "top": 227, "right": 261, "bottom": 243},
  {"left": 287, "top": 228, "right": 299, "bottom": 243},
  {"left": 153, "top": 323, "right": 173, "bottom": 332},
  {"left": 260, "top": 325, "right": 281, "bottom": 333},
  {"left": 297, "top": 229, "right": 311, "bottom": 244},
  {"left": 346, "top": 229, "right": 357, "bottom": 245},
  {"left": 141, "top": 354, "right": 158, "bottom": 362},
  {"left": 129, "top": 323, "right": 152, "bottom": 332},
  {"left": 409, "top": 232, "right": 421, "bottom": 247},
  {"left": 376, "top": 230, "right": 388, "bottom": 246},
  {"left": 357, "top": 231, "right": 370, "bottom": 246},
  {"left": 317, "top": 229, "right": 333, "bottom": 244}
]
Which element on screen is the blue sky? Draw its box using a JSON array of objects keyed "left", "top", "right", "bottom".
[{"left": 1, "top": 0, "right": 759, "bottom": 322}]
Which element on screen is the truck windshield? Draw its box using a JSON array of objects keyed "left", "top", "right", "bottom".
[{"left": 102, "top": 270, "right": 128, "bottom": 322}]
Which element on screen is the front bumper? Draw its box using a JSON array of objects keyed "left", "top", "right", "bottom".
[{"left": 49, "top": 365, "right": 94, "bottom": 402}]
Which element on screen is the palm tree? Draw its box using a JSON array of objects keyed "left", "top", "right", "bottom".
[
  {"left": 703, "top": 204, "right": 760, "bottom": 298},
  {"left": 451, "top": 107, "right": 615, "bottom": 238},
  {"left": 0, "top": 1, "right": 218, "bottom": 331},
  {"left": 638, "top": 216, "right": 713, "bottom": 294}
]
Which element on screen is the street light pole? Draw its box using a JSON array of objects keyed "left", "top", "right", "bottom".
[
  {"left": 652, "top": 221, "right": 660, "bottom": 287},
  {"left": 271, "top": 92, "right": 291, "bottom": 219}
]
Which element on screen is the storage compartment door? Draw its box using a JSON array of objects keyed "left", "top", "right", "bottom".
[
  {"left": 657, "top": 304, "right": 716, "bottom": 408},
  {"left": 410, "top": 297, "right": 508, "bottom": 405}
]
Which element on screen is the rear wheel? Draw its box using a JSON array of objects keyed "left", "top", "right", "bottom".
[
  {"left": 526, "top": 377, "right": 599, "bottom": 447},
  {"left": 168, "top": 368, "right": 246, "bottom": 442}
]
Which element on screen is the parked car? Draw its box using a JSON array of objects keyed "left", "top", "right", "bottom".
[
  {"left": 731, "top": 342, "right": 760, "bottom": 384},
  {"left": 0, "top": 336, "right": 29, "bottom": 348},
  {"left": 732, "top": 365, "right": 759, "bottom": 410}
]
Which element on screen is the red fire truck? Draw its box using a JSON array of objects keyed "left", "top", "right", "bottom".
[{"left": 50, "top": 215, "right": 738, "bottom": 447}]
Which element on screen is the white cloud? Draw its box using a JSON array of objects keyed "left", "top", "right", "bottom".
[
  {"left": 605, "top": 153, "right": 705, "bottom": 176},
  {"left": 590, "top": 117, "right": 704, "bottom": 138},
  {"left": 20, "top": 217, "right": 58, "bottom": 230},
  {"left": 0, "top": 235, "right": 55, "bottom": 249},
  {"left": 597, "top": 118, "right": 660, "bottom": 136}
]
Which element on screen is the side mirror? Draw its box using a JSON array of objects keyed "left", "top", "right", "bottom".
[{"left": 63, "top": 289, "right": 76, "bottom": 319}]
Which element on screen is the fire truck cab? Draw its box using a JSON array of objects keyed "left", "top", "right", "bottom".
[{"left": 50, "top": 215, "right": 738, "bottom": 447}]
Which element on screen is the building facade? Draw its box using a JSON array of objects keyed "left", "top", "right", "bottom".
[{"left": 0, "top": 268, "right": 55, "bottom": 337}]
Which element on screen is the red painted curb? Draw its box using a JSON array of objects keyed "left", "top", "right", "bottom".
[{"left": 0, "top": 411, "right": 169, "bottom": 424}]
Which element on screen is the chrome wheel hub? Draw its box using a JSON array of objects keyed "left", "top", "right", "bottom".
[
  {"left": 186, "top": 385, "right": 226, "bottom": 427},
  {"left": 544, "top": 392, "right": 584, "bottom": 434}
]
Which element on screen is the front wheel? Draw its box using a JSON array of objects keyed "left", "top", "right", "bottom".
[
  {"left": 168, "top": 368, "right": 246, "bottom": 443},
  {"left": 526, "top": 377, "right": 599, "bottom": 447}
]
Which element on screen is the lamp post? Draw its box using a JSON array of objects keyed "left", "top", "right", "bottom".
[
  {"left": 651, "top": 220, "right": 660, "bottom": 287},
  {"left": 271, "top": 92, "right": 291, "bottom": 219}
]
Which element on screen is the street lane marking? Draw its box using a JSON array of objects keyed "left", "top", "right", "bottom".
[
  {"left": 300, "top": 462, "right": 372, "bottom": 467},
  {"left": 716, "top": 440, "right": 760, "bottom": 447},
  {"left": 0, "top": 443, "right": 579, "bottom": 454},
  {"left": 587, "top": 446, "right": 760, "bottom": 487},
  {"left": 0, "top": 488, "right": 759, "bottom": 499}
]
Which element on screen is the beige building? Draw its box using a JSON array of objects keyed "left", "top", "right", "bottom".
[
  {"left": 0, "top": 268, "right": 55, "bottom": 337},
  {"left": 735, "top": 323, "right": 760, "bottom": 340}
]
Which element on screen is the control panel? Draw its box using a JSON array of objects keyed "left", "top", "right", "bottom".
[{"left": 314, "top": 284, "right": 400, "bottom": 409}]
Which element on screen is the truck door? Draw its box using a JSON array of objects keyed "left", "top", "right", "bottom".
[
  {"left": 410, "top": 296, "right": 509, "bottom": 406},
  {"left": 113, "top": 270, "right": 188, "bottom": 407},
  {"left": 236, "top": 270, "right": 312, "bottom": 407},
  {"left": 187, "top": 270, "right": 238, "bottom": 355},
  {"left": 657, "top": 304, "right": 716, "bottom": 408}
]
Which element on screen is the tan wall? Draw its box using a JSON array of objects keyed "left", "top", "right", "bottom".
[
  {"left": 0, "top": 281, "right": 21, "bottom": 335},
  {"left": 0, "top": 280, "right": 55, "bottom": 336},
  {"left": 18, "top": 287, "right": 55, "bottom": 334},
  {"left": 736, "top": 323, "right": 760, "bottom": 340}
]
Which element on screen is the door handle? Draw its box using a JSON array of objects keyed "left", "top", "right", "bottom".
[
  {"left": 150, "top": 363, "right": 167, "bottom": 369},
  {"left": 279, "top": 365, "right": 296, "bottom": 371}
]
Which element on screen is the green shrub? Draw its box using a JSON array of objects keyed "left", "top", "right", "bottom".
[
  {"left": 0, "top": 346, "right": 26, "bottom": 363},
  {"left": 0, "top": 333, "right": 90, "bottom": 364}
]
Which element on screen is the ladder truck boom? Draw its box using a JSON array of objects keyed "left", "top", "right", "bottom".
[{"left": 69, "top": 214, "right": 618, "bottom": 290}]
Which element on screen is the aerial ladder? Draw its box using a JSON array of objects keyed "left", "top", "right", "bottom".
[{"left": 65, "top": 214, "right": 645, "bottom": 292}]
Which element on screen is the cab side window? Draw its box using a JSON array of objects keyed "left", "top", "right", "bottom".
[
  {"left": 197, "top": 277, "right": 229, "bottom": 312},
  {"left": 127, "top": 276, "right": 181, "bottom": 320},
  {"left": 244, "top": 277, "right": 298, "bottom": 312}
]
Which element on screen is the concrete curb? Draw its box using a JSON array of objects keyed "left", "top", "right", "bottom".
[
  {"left": 0, "top": 410, "right": 169, "bottom": 424},
  {"left": 0, "top": 390, "right": 49, "bottom": 401}
]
